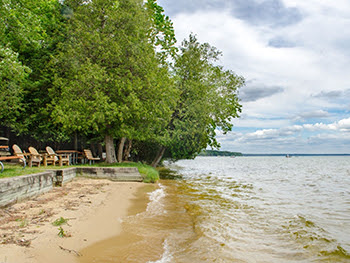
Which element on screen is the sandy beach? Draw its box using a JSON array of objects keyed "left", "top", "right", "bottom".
[{"left": 0, "top": 177, "right": 147, "bottom": 263}]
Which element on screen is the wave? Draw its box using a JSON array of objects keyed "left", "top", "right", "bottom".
[
  {"left": 147, "top": 239, "right": 173, "bottom": 263},
  {"left": 146, "top": 183, "right": 167, "bottom": 216}
]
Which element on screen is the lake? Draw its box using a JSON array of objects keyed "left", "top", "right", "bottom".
[{"left": 81, "top": 156, "right": 350, "bottom": 262}]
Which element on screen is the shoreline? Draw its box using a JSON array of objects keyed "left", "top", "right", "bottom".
[{"left": 0, "top": 177, "right": 148, "bottom": 263}]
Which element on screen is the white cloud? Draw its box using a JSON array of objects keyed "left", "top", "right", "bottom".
[
  {"left": 217, "top": 118, "right": 350, "bottom": 153},
  {"left": 163, "top": 0, "right": 350, "bottom": 153},
  {"left": 172, "top": 9, "right": 349, "bottom": 119},
  {"left": 303, "top": 118, "right": 350, "bottom": 132},
  {"left": 338, "top": 118, "right": 350, "bottom": 132}
]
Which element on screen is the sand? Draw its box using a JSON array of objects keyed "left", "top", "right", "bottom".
[{"left": 0, "top": 177, "right": 146, "bottom": 263}]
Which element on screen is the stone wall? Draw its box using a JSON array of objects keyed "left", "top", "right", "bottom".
[
  {"left": 0, "top": 167, "right": 143, "bottom": 208},
  {"left": 77, "top": 167, "right": 143, "bottom": 182},
  {"left": 60, "top": 168, "right": 77, "bottom": 184},
  {"left": 0, "top": 171, "right": 55, "bottom": 207}
]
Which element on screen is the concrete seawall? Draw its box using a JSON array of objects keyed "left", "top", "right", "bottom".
[
  {"left": 77, "top": 167, "right": 142, "bottom": 181},
  {"left": 0, "top": 172, "right": 55, "bottom": 207},
  {"left": 0, "top": 167, "right": 143, "bottom": 207}
]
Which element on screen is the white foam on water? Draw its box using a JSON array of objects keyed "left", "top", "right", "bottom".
[
  {"left": 147, "top": 239, "right": 173, "bottom": 263},
  {"left": 146, "top": 183, "right": 167, "bottom": 215}
]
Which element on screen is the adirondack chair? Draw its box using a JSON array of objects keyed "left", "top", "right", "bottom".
[
  {"left": 12, "top": 144, "right": 32, "bottom": 166},
  {"left": 45, "top": 146, "right": 70, "bottom": 166},
  {"left": 83, "top": 149, "right": 100, "bottom": 165},
  {"left": 28, "top": 146, "right": 43, "bottom": 167}
]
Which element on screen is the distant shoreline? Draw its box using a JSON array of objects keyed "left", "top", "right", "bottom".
[{"left": 198, "top": 150, "right": 350, "bottom": 157}]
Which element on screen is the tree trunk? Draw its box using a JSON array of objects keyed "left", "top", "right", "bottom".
[
  {"left": 74, "top": 132, "right": 78, "bottom": 151},
  {"left": 117, "top": 137, "right": 126, "bottom": 163},
  {"left": 105, "top": 134, "right": 117, "bottom": 163},
  {"left": 90, "top": 143, "right": 96, "bottom": 156},
  {"left": 124, "top": 139, "right": 132, "bottom": 161},
  {"left": 97, "top": 143, "right": 103, "bottom": 159},
  {"left": 151, "top": 146, "right": 166, "bottom": 167}
]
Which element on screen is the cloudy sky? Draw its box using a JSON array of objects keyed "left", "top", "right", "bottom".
[{"left": 158, "top": 0, "right": 350, "bottom": 154}]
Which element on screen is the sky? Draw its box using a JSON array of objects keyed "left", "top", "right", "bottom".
[{"left": 157, "top": 0, "right": 350, "bottom": 154}]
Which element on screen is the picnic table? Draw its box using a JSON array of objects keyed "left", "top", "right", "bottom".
[
  {"left": 56, "top": 150, "right": 81, "bottom": 165},
  {"left": 0, "top": 156, "right": 26, "bottom": 173}
]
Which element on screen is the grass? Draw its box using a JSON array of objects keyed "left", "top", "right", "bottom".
[
  {"left": 52, "top": 217, "right": 69, "bottom": 226},
  {"left": 0, "top": 165, "right": 44, "bottom": 178},
  {"left": 0, "top": 161, "right": 160, "bottom": 183}
]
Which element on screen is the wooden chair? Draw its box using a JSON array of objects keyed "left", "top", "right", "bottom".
[
  {"left": 12, "top": 144, "right": 30, "bottom": 166},
  {"left": 45, "top": 146, "right": 70, "bottom": 166},
  {"left": 28, "top": 146, "right": 43, "bottom": 167},
  {"left": 83, "top": 149, "right": 100, "bottom": 165}
]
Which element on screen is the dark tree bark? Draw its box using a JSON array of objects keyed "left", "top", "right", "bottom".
[
  {"left": 105, "top": 134, "right": 117, "bottom": 163},
  {"left": 151, "top": 146, "right": 166, "bottom": 167},
  {"left": 97, "top": 143, "right": 103, "bottom": 159},
  {"left": 117, "top": 137, "right": 126, "bottom": 163},
  {"left": 74, "top": 132, "right": 78, "bottom": 151},
  {"left": 123, "top": 139, "right": 132, "bottom": 161}
]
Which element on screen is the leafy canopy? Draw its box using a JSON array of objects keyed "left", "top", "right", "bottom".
[
  {"left": 164, "top": 34, "right": 244, "bottom": 160},
  {"left": 52, "top": 0, "right": 178, "bottom": 143}
]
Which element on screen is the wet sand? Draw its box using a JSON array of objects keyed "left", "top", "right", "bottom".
[
  {"left": 78, "top": 183, "right": 162, "bottom": 263},
  {"left": 78, "top": 180, "right": 197, "bottom": 263},
  {"left": 0, "top": 177, "right": 147, "bottom": 263}
]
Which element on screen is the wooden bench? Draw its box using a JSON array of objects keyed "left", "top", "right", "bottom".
[
  {"left": 0, "top": 156, "right": 26, "bottom": 173},
  {"left": 83, "top": 149, "right": 100, "bottom": 165}
]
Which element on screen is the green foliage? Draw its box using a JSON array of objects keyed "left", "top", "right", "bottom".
[
  {"left": 145, "top": 0, "right": 177, "bottom": 62},
  {"left": 0, "top": 0, "right": 244, "bottom": 166},
  {"left": 57, "top": 226, "right": 68, "bottom": 238},
  {"left": 137, "top": 164, "right": 159, "bottom": 183},
  {"left": 0, "top": 0, "right": 69, "bottom": 141},
  {"left": 0, "top": 46, "right": 30, "bottom": 126},
  {"left": 52, "top": 217, "right": 69, "bottom": 226},
  {"left": 156, "top": 34, "right": 244, "bottom": 162},
  {"left": 52, "top": 0, "right": 178, "bottom": 162}
]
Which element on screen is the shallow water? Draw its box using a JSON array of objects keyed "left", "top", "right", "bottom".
[{"left": 81, "top": 156, "right": 350, "bottom": 262}]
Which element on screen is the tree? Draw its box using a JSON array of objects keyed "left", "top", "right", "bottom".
[
  {"left": 151, "top": 34, "right": 244, "bottom": 166},
  {"left": 0, "top": 46, "right": 30, "bottom": 127},
  {"left": 0, "top": 0, "right": 68, "bottom": 141},
  {"left": 52, "top": 0, "right": 177, "bottom": 163},
  {"left": 145, "top": 0, "right": 177, "bottom": 63}
]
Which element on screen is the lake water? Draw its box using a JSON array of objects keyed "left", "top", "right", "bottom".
[{"left": 80, "top": 156, "right": 350, "bottom": 262}]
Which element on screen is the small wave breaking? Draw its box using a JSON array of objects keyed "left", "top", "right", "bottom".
[
  {"left": 147, "top": 239, "right": 173, "bottom": 263},
  {"left": 146, "top": 183, "right": 167, "bottom": 216}
]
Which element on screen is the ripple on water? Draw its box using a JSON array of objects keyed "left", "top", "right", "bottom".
[{"left": 164, "top": 157, "right": 350, "bottom": 262}]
